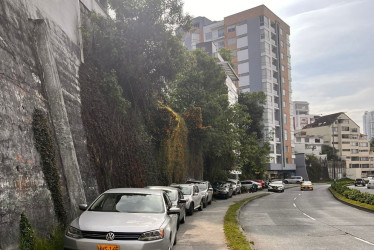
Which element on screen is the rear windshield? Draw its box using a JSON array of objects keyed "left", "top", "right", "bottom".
[{"left": 89, "top": 193, "right": 164, "bottom": 213}]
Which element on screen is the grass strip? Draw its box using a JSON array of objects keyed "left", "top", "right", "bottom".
[
  {"left": 329, "top": 187, "right": 374, "bottom": 211},
  {"left": 224, "top": 193, "right": 269, "bottom": 250}
]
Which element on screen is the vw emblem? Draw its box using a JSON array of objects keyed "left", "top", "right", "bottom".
[{"left": 106, "top": 232, "right": 115, "bottom": 241}]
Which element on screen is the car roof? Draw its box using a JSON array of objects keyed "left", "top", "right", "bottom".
[
  {"left": 171, "top": 183, "right": 195, "bottom": 187},
  {"left": 104, "top": 188, "right": 163, "bottom": 195},
  {"left": 147, "top": 186, "right": 179, "bottom": 192}
]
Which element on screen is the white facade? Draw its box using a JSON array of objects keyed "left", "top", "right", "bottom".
[{"left": 363, "top": 111, "right": 374, "bottom": 141}]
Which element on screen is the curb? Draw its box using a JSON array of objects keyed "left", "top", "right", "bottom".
[{"left": 328, "top": 187, "right": 374, "bottom": 214}]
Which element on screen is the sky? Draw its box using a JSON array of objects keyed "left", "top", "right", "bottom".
[{"left": 182, "top": 0, "right": 374, "bottom": 131}]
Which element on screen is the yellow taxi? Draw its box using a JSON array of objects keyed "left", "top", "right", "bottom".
[{"left": 300, "top": 181, "right": 313, "bottom": 191}]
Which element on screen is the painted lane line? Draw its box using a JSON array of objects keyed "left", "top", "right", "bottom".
[
  {"left": 299, "top": 193, "right": 301, "bottom": 196},
  {"left": 302, "top": 213, "right": 316, "bottom": 221},
  {"left": 354, "top": 237, "right": 374, "bottom": 246},
  {"left": 293, "top": 203, "right": 296, "bottom": 208},
  {"left": 294, "top": 197, "right": 297, "bottom": 201}
]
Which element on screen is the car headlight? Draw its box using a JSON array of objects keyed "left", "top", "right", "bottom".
[
  {"left": 66, "top": 226, "right": 82, "bottom": 239},
  {"left": 139, "top": 229, "right": 164, "bottom": 241}
]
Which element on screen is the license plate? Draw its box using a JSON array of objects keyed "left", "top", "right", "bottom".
[{"left": 97, "top": 245, "right": 119, "bottom": 250}]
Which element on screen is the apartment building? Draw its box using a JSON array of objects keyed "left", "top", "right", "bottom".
[
  {"left": 183, "top": 5, "right": 295, "bottom": 175},
  {"left": 293, "top": 101, "right": 320, "bottom": 130},
  {"left": 196, "top": 42, "right": 239, "bottom": 105},
  {"left": 363, "top": 111, "right": 374, "bottom": 141},
  {"left": 294, "top": 131, "right": 326, "bottom": 159},
  {"left": 302, "top": 112, "right": 374, "bottom": 179}
]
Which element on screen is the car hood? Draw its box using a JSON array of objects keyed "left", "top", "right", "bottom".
[
  {"left": 74, "top": 211, "right": 166, "bottom": 232},
  {"left": 269, "top": 183, "right": 284, "bottom": 187}
]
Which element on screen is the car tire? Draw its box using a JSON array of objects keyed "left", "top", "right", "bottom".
[
  {"left": 198, "top": 200, "right": 203, "bottom": 211},
  {"left": 296, "top": 181, "right": 301, "bottom": 184},
  {"left": 188, "top": 203, "right": 194, "bottom": 215},
  {"left": 208, "top": 197, "right": 212, "bottom": 205},
  {"left": 282, "top": 189, "right": 284, "bottom": 192},
  {"left": 203, "top": 198, "right": 207, "bottom": 208},
  {"left": 180, "top": 211, "right": 186, "bottom": 224},
  {"left": 173, "top": 232, "right": 177, "bottom": 245},
  {"left": 177, "top": 215, "right": 180, "bottom": 230},
  {"left": 284, "top": 180, "right": 288, "bottom": 184}
]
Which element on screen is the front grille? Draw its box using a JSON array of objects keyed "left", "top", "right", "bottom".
[{"left": 81, "top": 231, "right": 142, "bottom": 240}]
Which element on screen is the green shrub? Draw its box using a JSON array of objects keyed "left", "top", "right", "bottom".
[
  {"left": 332, "top": 182, "right": 374, "bottom": 206},
  {"left": 19, "top": 213, "right": 35, "bottom": 250}
]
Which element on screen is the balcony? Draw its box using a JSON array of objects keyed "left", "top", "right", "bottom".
[
  {"left": 272, "top": 65, "right": 278, "bottom": 72},
  {"left": 272, "top": 52, "right": 277, "bottom": 59},
  {"left": 274, "top": 103, "right": 279, "bottom": 109},
  {"left": 273, "top": 77, "right": 278, "bottom": 84},
  {"left": 275, "top": 120, "right": 280, "bottom": 126},
  {"left": 271, "top": 27, "right": 276, "bottom": 34}
]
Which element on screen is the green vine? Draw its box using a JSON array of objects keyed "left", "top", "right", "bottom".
[
  {"left": 32, "top": 109, "right": 66, "bottom": 225},
  {"left": 19, "top": 213, "right": 35, "bottom": 250}
]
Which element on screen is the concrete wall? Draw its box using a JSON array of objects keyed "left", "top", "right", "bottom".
[{"left": 0, "top": 0, "right": 104, "bottom": 248}]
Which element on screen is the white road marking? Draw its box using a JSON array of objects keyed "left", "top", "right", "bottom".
[
  {"left": 293, "top": 203, "right": 296, "bottom": 208},
  {"left": 354, "top": 237, "right": 374, "bottom": 246},
  {"left": 303, "top": 213, "right": 316, "bottom": 221},
  {"left": 294, "top": 197, "right": 297, "bottom": 201},
  {"left": 299, "top": 193, "right": 301, "bottom": 196}
]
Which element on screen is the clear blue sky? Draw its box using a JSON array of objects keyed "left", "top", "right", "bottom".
[{"left": 183, "top": 0, "right": 374, "bottom": 131}]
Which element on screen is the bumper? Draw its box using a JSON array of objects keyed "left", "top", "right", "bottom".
[
  {"left": 63, "top": 236, "right": 170, "bottom": 250},
  {"left": 300, "top": 186, "right": 313, "bottom": 191},
  {"left": 268, "top": 186, "right": 283, "bottom": 192}
]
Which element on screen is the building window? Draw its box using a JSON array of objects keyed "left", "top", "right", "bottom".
[
  {"left": 280, "top": 40, "right": 284, "bottom": 48},
  {"left": 284, "top": 130, "right": 288, "bottom": 140},
  {"left": 228, "top": 38, "right": 236, "bottom": 46},
  {"left": 216, "top": 40, "right": 225, "bottom": 49},
  {"left": 351, "top": 128, "right": 358, "bottom": 132},
  {"left": 218, "top": 28, "right": 224, "bottom": 38},
  {"left": 282, "top": 101, "right": 286, "bottom": 107},
  {"left": 342, "top": 134, "right": 349, "bottom": 139},
  {"left": 342, "top": 126, "right": 349, "bottom": 131},
  {"left": 280, "top": 28, "right": 283, "bottom": 36},
  {"left": 305, "top": 138, "right": 309, "bottom": 142},
  {"left": 315, "top": 138, "right": 320, "bottom": 143},
  {"left": 281, "top": 65, "right": 285, "bottom": 71},
  {"left": 193, "top": 23, "right": 200, "bottom": 28},
  {"left": 227, "top": 25, "right": 235, "bottom": 33},
  {"left": 205, "top": 32, "right": 212, "bottom": 40},
  {"left": 282, "top": 89, "right": 286, "bottom": 96},
  {"left": 283, "top": 114, "right": 287, "bottom": 124},
  {"left": 281, "top": 53, "right": 284, "bottom": 60},
  {"left": 296, "top": 137, "right": 301, "bottom": 142}
]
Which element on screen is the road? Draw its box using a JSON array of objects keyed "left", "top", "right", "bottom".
[
  {"left": 349, "top": 184, "right": 374, "bottom": 195},
  {"left": 239, "top": 184, "right": 374, "bottom": 250}
]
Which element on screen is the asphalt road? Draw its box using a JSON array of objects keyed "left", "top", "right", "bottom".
[
  {"left": 348, "top": 185, "right": 374, "bottom": 195},
  {"left": 239, "top": 184, "right": 374, "bottom": 250}
]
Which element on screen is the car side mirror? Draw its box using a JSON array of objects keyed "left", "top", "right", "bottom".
[
  {"left": 193, "top": 192, "right": 198, "bottom": 196},
  {"left": 79, "top": 204, "right": 88, "bottom": 211},
  {"left": 179, "top": 199, "right": 187, "bottom": 204},
  {"left": 167, "top": 207, "right": 180, "bottom": 215},
  {"left": 208, "top": 188, "right": 213, "bottom": 191}
]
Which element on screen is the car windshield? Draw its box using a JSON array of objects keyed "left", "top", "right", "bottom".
[
  {"left": 89, "top": 193, "right": 164, "bottom": 213},
  {"left": 179, "top": 186, "right": 192, "bottom": 195},
  {"left": 197, "top": 183, "right": 207, "bottom": 190},
  {"left": 303, "top": 181, "right": 312, "bottom": 185}
]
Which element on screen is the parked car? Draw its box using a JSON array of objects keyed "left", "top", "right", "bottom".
[
  {"left": 283, "top": 176, "right": 304, "bottom": 184},
  {"left": 268, "top": 181, "right": 285, "bottom": 192},
  {"left": 253, "top": 180, "right": 266, "bottom": 188},
  {"left": 185, "top": 180, "right": 213, "bottom": 207},
  {"left": 241, "top": 180, "right": 258, "bottom": 192},
  {"left": 227, "top": 179, "right": 242, "bottom": 194},
  {"left": 147, "top": 186, "right": 187, "bottom": 229},
  {"left": 354, "top": 178, "right": 366, "bottom": 187},
  {"left": 64, "top": 188, "right": 180, "bottom": 250},
  {"left": 250, "top": 180, "right": 262, "bottom": 190},
  {"left": 213, "top": 181, "right": 234, "bottom": 199},
  {"left": 367, "top": 179, "right": 374, "bottom": 189},
  {"left": 300, "top": 181, "right": 313, "bottom": 191},
  {"left": 170, "top": 184, "right": 203, "bottom": 215}
]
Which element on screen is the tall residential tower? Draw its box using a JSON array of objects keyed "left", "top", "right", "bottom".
[
  {"left": 363, "top": 111, "right": 374, "bottom": 141},
  {"left": 183, "top": 5, "right": 296, "bottom": 175}
]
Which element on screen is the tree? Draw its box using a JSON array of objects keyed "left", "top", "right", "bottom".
[
  {"left": 218, "top": 47, "right": 234, "bottom": 68},
  {"left": 322, "top": 145, "right": 338, "bottom": 161},
  {"left": 168, "top": 49, "right": 236, "bottom": 180},
  {"left": 234, "top": 92, "right": 270, "bottom": 179}
]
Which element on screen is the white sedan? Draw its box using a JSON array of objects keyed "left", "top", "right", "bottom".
[{"left": 268, "top": 181, "right": 285, "bottom": 193}]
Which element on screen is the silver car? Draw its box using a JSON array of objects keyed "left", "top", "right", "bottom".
[
  {"left": 147, "top": 186, "right": 187, "bottom": 229},
  {"left": 171, "top": 184, "right": 203, "bottom": 215},
  {"left": 185, "top": 181, "right": 213, "bottom": 207},
  {"left": 64, "top": 188, "right": 180, "bottom": 250}
]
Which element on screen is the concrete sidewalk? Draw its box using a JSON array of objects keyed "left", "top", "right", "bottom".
[{"left": 174, "top": 191, "right": 265, "bottom": 250}]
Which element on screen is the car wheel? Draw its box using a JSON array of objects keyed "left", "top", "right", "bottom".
[
  {"left": 198, "top": 200, "right": 203, "bottom": 211},
  {"left": 208, "top": 197, "right": 212, "bottom": 205},
  {"left": 203, "top": 198, "right": 207, "bottom": 208},
  {"left": 180, "top": 211, "right": 186, "bottom": 224},
  {"left": 284, "top": 180, "right": 288, "bottom": 184},
  {"left": 188, "top": 203, "right": 194, "bottom": 215},
  {"left": 296, "top": 181, "right": 301, "bottom": 184},
  {"left": 282, "top": 190, "right": 284, "bottom": 192},
  {"left": 177, "top": 215, "right": 180, "bottom": 230},
  {"left": 174, "top": 232, "right": 177, "bottom": 245}
]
